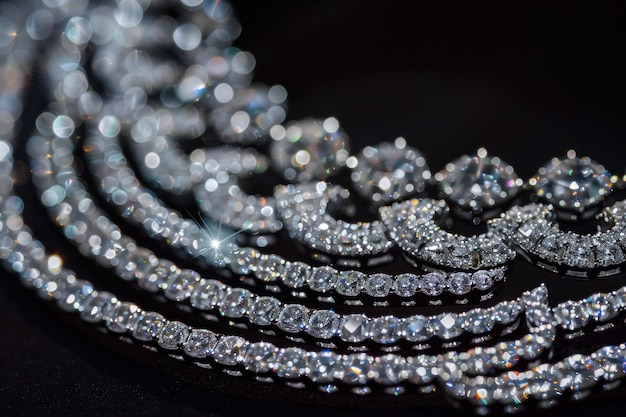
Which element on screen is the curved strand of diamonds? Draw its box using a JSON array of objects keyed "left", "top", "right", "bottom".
[
  {"left": 489, "top": 202, "right": 626, "bottom": 278},
  {"left": 2, "top": 193, "right": 626, "bottom": 412},
  {"left": 274, "top": 181, "right": 395, "bottom": 265},
  {"left": 30, "top": 124, "right": 523, "bottom": 349},
  {"left": 2, "top": 154, "right": 624, "bottom": 408},
  {"left": 379, "top": 198, "right": 517, "bottom": 270},
  {"left": 83, "top": 130, "right": 507, "bottom": 305}
]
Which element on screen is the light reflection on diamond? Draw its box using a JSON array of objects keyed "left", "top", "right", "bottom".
[
  {"left": 436, "top": 148, "right": 522, "bottom": 211},
  {"left": 532, "top": 151, "right": 613, "bottom": 211}
]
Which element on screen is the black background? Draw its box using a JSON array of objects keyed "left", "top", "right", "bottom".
[{"left": 2, "top": 1, "right": 626, "bottom": 416}]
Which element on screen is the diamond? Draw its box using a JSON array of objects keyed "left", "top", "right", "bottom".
[
  {"left": 447, "top": 272, "right": 473, "bottom": 295},
  {"left": 213, "top": 336, "right": 247, "bottom": 366},
  {"left": 164, "top": 269, "right": 200, "bottom": 302},
  {"left": 394, "top": 273, "right": 419, "bottom": 297},
  {"left": 403, "top": 315, "right": 430, "bottom": 342},
  {"left": 532, "top": 152, "right": 613, "bottom": 211},
  {"left": 342, "top": 353, "right": 373, "bottom": 384},
  {"left": 269, "top": 117, "right": 350, "bottom": 182},
  {"left": 339, "top": 314, "right": 369, "bottom": 343},
  {"left": 80, "top": 291, "right": 117, "bottom": 324},
  {"left": 429, "top": 313, "right": 462, "bottom": 340},
  {"left": 190, "top": 279, "right": 226, "bottom": 310},
  {"left": 308, "top": 310, "right": 340, "bottom": 339},
  {"left": 369, "top": 315, "right": 402, "bottom": 344},
  {"left": 209, "top": 85, "right": 286, "bottom": 145},
  {"left": 437, "top": 148, "right": 521, "bottom": 210},
  {"left": 243, "top": 342, "right": 277, "bottom": 373},
  {"left": 336, "top": 270, "right": 366, "bottom": 296},
  {"left": 137, "top": 259, "right": 178, "bottom": 293},
  {"left": 472, "top": 270, "right": 493, "bottom": 291},
  {"left": 248, "top": 296, "right": 282, "bottom": 326},
  {"left": 364, "top": 273, "right": 392, "bottom": 297},
  {"left": 133, "top": 311, "right": 165, "bottom": 341},
  {"left": 585, "top": 293, "right": 618, "bottom": 322},
  {"left": 219, "top": 288, "right": 252, "bottom": 318},
  {"left": 106, "top": 302, "right": 140, "bottom": 333},
  {"left": 308, "top": 266, "right": 338, "bottom": 293},
  {"left": 462, "top": 308, "right": 494, "bottom": 334},
  {"left": 277, "top": 304, "right": 309, "bottom": 333},
  {"left": 351, "top": 139, "right": 430, "bottom": 204},
  {"left": 554, "top": 300, "right": 590, "bottom": 331},
  {"left": 158, "top": 321, "right": 190, "bottom": 350},
  {"left": 420, "top": 271, "right": 446, "bottom": 296},
  {"left": 183, "top": 329, "right": 218, "bottom": 359},
  {"left": 281, "top": 261, "right": 310, "bottom": 288},
  {"left": 307, "top": 350, "right": 341, "bottom": 382},
  {"left": 374, "top": 354, "right": 410, "bottom": 384},
  {"left": 275, "top": 347, "right": 308, "bottom": 378}
]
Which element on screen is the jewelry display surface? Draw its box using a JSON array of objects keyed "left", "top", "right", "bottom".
[{"left": 2, "top": 1, "right": 626, "bottom": 417}]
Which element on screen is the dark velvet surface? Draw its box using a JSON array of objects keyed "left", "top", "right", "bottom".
[{"left": 2, "top": 1, "right": 626, "bottom": 416}]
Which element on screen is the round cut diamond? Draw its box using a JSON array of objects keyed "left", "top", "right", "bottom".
[
  {"left": 447, "top": 272, "right": 473, "bottom": 295},
  {"left": 532, "top": 152, "right": 612, "bottom": 211},
  {"left": 336, "top": 270, "right": 366, "bottom": 296},
  {"left": 269, "top": 117, "right": 350, "bottom": 182},
  {"left": 437, "top": 148, "right": 521, "bottom": 210},
  {"left": 351, "top": 139, "right": 430, "bottom": 204},
  {"left": 420, "top": 271, "right": 446, "bottom": 296}
]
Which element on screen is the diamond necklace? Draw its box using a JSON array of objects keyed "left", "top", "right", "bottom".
[{"left": 2, "top": 0, "right": 626, "bottom": 415}]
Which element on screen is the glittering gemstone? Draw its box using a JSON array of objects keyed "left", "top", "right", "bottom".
[
  {"left": 269, "top": 117, "right": 350, "bottom": 182},
  {"left": 137, "top": 259, "right": 178, "bottom": 293},
  {"left": 308, "top": 310, "right": 340, "bottom": 339},
  {"left": 420, "top": 271, "right": 446, "bottom": 296},
  {"left": 374, "top": 354, "right": 410, "bottom": 384},
  {"left": 491, "top": 301, "right": 522, "bottom": 325},
  {"left": 472, "top": 270, "right": 494, "bottom": 291},
  {"left": 308, "top": 266, "right": 338, "bottom": 293},
  {"left": 364, "top": 273, "right": 392, "bottom": 297},
  {"left": 394, "top": 273, "right": 419, "bottom": 297},
  {"left": 213, "top": 336, "right": 247, "bottom": 366},
  {"left": 219, "top": 288, "right": 252, "bottom": 318},
  {"left": 369, "top": 315, "right": 402, "bottom": 344},
  {"left": 158, "top": 321, "right": 190, "bottom": 350},
  {"left": 429, "top": 313, "right": 462, "bottom": 340},
  {"left": 277, "top": 304, "right": 309, "bottom": 333},
  {"left": 404, "top": 315, "right": 430, "bottom": 342},
  {"left": 447, "top": 272, "right": 473, "bottom": 295},
  {"left": 133, "top": 311, "right": 165, "bottom": 341},
  {"left": 554, "top": 300, "right": 590, "bottom": 331},
  {"left": 585, "top": 293, "right": 618, "bottom": 322},
  {"left": 209, "top": 85, "right": 287, "bottom": 145},
  {"left": 340, "top": 314, "right": 369, "bottom": 343},
  {"left": 57, "top": 279, "right": 94, "bottom": 312},
  {"left": 342, "top": 353, "right": 373, "bottom": 384},
  {"left": 106, "top": 302, "right": 140, "bottom": 333},
  {"left": 462, "top": 308, "right": 494, "bottom": 334},
  {"left": 164, "top": 269, "right": 200, "bottom": 302},
  {"left": 190, "top": 279, "right": 226, "bottom": 310},
  {"left": 532, "top": 152, "right": 613, "bottom": 211},
  {"left": 248, "top": 296, "right": 282, "bottom": 326},
  {"left": 183, "top": 329, "right": 218, "bottom": 359},
  {"left": 307, "top": 350, "right": 341, "bottom": 382},
  {"left": 336, "top": 270, "right": 366, "bottom": 296},
  {"left": 437, "top": 148, "right": 521, "bottom": 210},
  {"left": 350, "top": 139, "right": 430, "bottom": 204},
  {"left": 243, "top": 342, "right": 277, "bottom": 373},
  {"left": 281, "top": 261, "right": 310, "bottom": 288},
  {"left": 275, "top": 347, "right": 308, "bottom": 378},
  {"left": 80, "top": 291, "right": 117, "bottom": 323}
]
